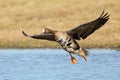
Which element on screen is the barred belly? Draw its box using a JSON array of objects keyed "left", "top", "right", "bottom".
[{"left": 57, "top": 37, "right": 80, "bottom": 53}]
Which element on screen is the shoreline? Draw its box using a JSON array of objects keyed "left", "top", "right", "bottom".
[{"left": 0, "top": 47, "right": 119, "bottom": 50}]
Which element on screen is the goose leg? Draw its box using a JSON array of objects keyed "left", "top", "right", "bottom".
[
  {"left": 69, "top": 53, "right": 77, "bottom": 64},
  {"left": 79, "top": 48, "right": 87, "bottom": 61}
]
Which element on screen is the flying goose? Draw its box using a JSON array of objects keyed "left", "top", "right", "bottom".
[{"left": 22, "top": 11, "right": 109, "bottom": 64}]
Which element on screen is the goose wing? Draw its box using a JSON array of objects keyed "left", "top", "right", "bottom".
[
  {"left": 22, "top": 31, "right": 56, "bottom": 41},
  {"left": 67, "top": 11, "right": 110, "bottom": 40}
]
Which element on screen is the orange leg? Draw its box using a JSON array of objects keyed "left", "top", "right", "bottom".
[
  {"left": 80, "top": 48, "right": 87, "bottom": 61},
  {"left": 69, "top": 53, "right": 77, "bottom": 64},
  {"left": 71, "top": 57, "right": 77, "bottom": 64}
]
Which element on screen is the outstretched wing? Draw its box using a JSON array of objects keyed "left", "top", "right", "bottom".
[
  {"left": 22, "top": 31, "right": 56, "bottom": 41},
  {"left": 67, "top": 11, "right": 110, "bottom": 40}
]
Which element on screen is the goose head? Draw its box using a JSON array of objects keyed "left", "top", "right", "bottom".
[{"left": 42, "top": 28, "right": 56, "bottom": 34}]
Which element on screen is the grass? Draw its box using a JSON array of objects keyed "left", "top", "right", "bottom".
[{"left": 0, "top": 0, "right": 120, "bottom": 48}]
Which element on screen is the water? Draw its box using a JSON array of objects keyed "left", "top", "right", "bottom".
[{"left": 0, "top": 49, "right": 120, "bottom": 80}]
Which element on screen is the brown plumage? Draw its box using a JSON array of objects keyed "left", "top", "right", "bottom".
[
  {"left": 68, "top": 11, "right": 109, "bottom": 40},
  {"left": 22, "top": 31, "right": 55, "bottom": 41},
  {"left": 22, "top": 11, "right": 109, "bottom": 64}
]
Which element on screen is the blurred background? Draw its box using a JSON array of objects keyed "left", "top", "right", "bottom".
[{"left": 0, "top": 0, "right": 120, "bottom": 48}]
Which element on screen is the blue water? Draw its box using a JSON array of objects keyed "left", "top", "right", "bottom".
[{"left": 0, "top": 49, "right": 120, "bottom": 80}]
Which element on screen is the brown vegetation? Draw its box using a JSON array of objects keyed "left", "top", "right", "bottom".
[{"left": 0, "top": 0, "right": 120, "bottom": 48}]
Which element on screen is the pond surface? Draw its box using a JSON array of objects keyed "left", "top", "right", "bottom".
[{"left": 0, "top": 49, "right": 120, "bottom": 80}]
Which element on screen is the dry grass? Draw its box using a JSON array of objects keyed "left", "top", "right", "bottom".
[{"left": 0, "top": 0, "right": 120, "bottom": 48}]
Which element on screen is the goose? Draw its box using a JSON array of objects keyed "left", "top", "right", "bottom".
[{"left": 22, "top": 11, "right": 109, "bottom": 64}]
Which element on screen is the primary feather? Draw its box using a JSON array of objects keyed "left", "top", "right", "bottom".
[
  {"left": 67, "top": 11, "right": 109, "bottom": 40},
  {"left": 22, "top": 31, "right": 56, "bottom": 41}
]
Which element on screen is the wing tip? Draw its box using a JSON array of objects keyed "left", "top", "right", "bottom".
[
  {"left": 22, "top": 30, "right": 29, "bottom": 37},
  {"left": 99, "top": 10, "right": 110, "bottom": 19}
]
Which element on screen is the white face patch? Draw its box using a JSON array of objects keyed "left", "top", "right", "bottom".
[{"left": 42, "top": 29, "right": 45, "bottom": 33}]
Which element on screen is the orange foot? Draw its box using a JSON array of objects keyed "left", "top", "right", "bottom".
[{"left": 71, "top": 57, "right": 77, "bottom": 64}]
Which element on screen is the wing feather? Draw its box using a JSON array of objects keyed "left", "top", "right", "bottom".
[
  {"left": 67, "top": 11, "right": 110, "bottom": 40},
  {"left": 22, "top": 31, "right": 56, "bottom": 41}
]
